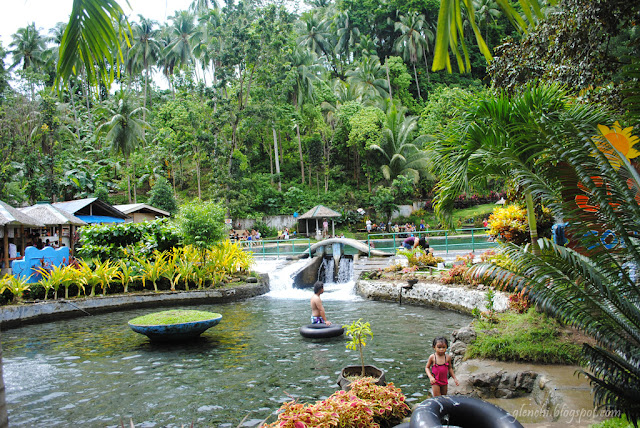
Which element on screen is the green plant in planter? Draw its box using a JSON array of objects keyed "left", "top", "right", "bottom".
[
  {"left": 0, "top": 274, "right": 31, "bottom": 302},
  {"left": 344, "top": 318, "right": 374, "bottom": 377},
  {"left": 115, "top": 260, "right": 136, "bottom": 293}
]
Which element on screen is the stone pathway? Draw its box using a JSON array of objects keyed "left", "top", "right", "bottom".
[{"left": 452, "top": 359, "right": 605, "bottom": 427}]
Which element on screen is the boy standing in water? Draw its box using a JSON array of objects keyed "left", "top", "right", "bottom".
[{"left": 310, "top": 281, "right": 332, "bottom": 325}]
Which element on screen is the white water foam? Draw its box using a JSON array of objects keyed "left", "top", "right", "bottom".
[{"left": 263, "top": 258, "right": 361, "bottom": 301}]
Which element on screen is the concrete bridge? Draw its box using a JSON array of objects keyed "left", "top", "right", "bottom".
[{"left": 296, "top": 237, "right": 389, "bottom": 258}]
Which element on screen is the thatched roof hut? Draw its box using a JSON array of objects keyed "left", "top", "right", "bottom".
[
  {"left": 0, "top": 200, "right": 44, "bottom": 272},
  {"left": 297, "top": 205, "right": 342, "bottom": 238}
]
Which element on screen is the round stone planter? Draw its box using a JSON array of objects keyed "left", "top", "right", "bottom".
[
  {"left": 337, "top": 365, "right": 386, "bottom": 390},
  {"left": 128, "top": 310, "right": 223, "bottom": 342}
]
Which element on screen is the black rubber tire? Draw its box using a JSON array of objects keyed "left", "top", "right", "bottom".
[
  {"left": 299, "top": 323, "right": 344, "bottom": 338},
  {"left": 410, "top": 396, "right": 524, "bottom": 428}
]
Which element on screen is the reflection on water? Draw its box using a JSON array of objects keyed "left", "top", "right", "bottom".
[{"left": 3, "top": 282, "right": 471, "bottom": 427}]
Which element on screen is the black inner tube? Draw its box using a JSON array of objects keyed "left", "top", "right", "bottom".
[
  {"left": 299, "top": 323, "right": 344, "bottom": 338},
  {"left": 410, "top": 396, "right": 524, "bottom": 428}
]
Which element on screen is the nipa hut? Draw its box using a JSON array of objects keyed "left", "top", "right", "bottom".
[
  {"left": 0, "top": 200, "right": 44, "bottom": 272},
  {"left": 297, "top": 205, "right": 342, "bottom": 238},
  {"left": 20, "top": 204, "right": 87, "bottom": 251}
]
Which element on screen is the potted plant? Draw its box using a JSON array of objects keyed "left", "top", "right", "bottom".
[{"left": 337, "top": 319, "right": 386, "bottom": 390}]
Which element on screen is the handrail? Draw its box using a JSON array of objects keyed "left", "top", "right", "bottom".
[
  {"left": 367, "top": 228, "right": 494, "bottom": 255},
  {"left": 239, "top": 238, "right": 312, "bottom": 259},
  {"left": 240, "top": 228, "right": 495, "bottom": 259}
]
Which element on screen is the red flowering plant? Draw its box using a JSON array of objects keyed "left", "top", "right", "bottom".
[{"left": 266, "top": 378, "right": 410, "bottom": 428}]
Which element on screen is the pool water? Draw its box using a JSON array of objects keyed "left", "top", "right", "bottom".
[{"left": 2, "top": 264, "right": 471, "bottom": 427}]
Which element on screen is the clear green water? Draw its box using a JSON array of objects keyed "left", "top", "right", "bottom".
[{"left": 3, "top": 285, "right": 471, "bottom": 427}]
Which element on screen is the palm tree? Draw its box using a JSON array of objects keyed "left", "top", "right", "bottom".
[
  {"left": 167, "top": 11, "right": 197, "bottom": 72},
  {"left": 473, "top": 0, "right": 501, "bottom": 43},
  {"left": 289, "top": 47, "right": 322, "bottom": 185},
  {"left": 432, "top": 0, "right": 552, "bottom": 72},
  {"left": 393, "top": 13, "right": 429, "bottom": 99},
  {"left": 9, "top": 23, "right": 46, "bottom": 71},
  {"left": 9, "top": 23, "right": 46, "bottom": 99},
  {"left": 461, "top": 86, "right": 639, "bottom": 423},
  {"left": 369, "top": 104, "right": 431, "bottom": 183},
  {"left": 55, "top": 0, "right": 130, "bottom": 91},
  {"left": 129, "top": 16, "right": 161, "bottom": 122},
  {"left": 189, "top": 0, "right": 218, "bottom": 14},
  {"left": 346, "top": 56, "right": 389, "bottom": 102},
  {"left": 297, "top": 11, "right": 339, "bottom": 77},
  {"left": 334, "top": 11, "right": 360, "bottom": 63},
  {"left": 96, "top": 91, "right": 149, "bottom": 203}
]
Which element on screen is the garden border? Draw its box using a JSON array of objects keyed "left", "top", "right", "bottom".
[{"left": 0, "top": 273, "right": 269, "bottom": 330}]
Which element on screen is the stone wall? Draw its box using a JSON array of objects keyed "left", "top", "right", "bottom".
[
  {"left": 356, "top": 279, "right": 510, "bottom": 314},
  {"left": 451, "top": 324, "right": 567, "bottom": 421},
  {"left": 0, "top": 274, "right": 270, "bottom": 330}
]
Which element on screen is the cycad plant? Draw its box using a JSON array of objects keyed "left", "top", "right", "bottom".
[
  {"left": 114, "top": 259, "right": 136, "bottom": 293},
  {"left": 135, "top": 251, "right": 167, "bottom": 292},
  {"left": 0, "top": 274, "right": 31, "bottom": 303},
  {"left": 444, "top": 86, "right": 640, "bottom": 422}
]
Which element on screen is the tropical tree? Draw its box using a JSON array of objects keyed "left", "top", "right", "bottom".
[
  {"left": 55, "top": 0, "right": 130, "bottom": 91},
  {"left": 96, "top": 90, "right": 148, "bottom": 203},
  {"left": 369, "top": 104, "right": 430, "bottom": 184},
  {"left": 432, "top": 0, "right": 554, "bottom": 72},
  {"left": 288, "top": 47, "right": 322, "bottom": 184},
  {"left": 9, "top": 23, "right": 47, "bottom": 98},
  {"left": 473, "top": 0, "right": 501, "bottom": 42},
  {"left": 334, "top": 11, "right": 360, "bottom": 63},
  {"left": 168, "top": 10, "right": 197, "bottom": 71},
  {"left": 463, "top": 87, "right": 640, "bottom": 423},
  {"left": 129, "top": 16, "right": 161, "bottom": 121},
  {"left": 393, "top": 13, "right": 429, "bottom": 99},
  {"left": 346, "top": 56, "right": 389, "bottom": 102},
  {"left": 9, "top": 23, "right": 46, "bottom": 71},
  {"left": 430, "top": 85, "right": 599, "bottom": 253}
]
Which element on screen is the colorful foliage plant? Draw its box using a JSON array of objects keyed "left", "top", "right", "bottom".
[{"left": 266, "top": 378, "right": 410, "bottom": 428}]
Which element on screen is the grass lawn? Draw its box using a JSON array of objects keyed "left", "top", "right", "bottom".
[
  {"left": 128, "top": 310, "right": 221, "bottom": 326},
  {"left": 466, "top": 308, "right": 583, "bottom": 364}
]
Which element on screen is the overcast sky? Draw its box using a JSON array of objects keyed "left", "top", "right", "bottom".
[{"left": 0, "top": 0, "right": 193, "bottom": 49}]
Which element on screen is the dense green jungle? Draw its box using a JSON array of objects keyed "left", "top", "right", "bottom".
[
  {"left": 1, "top": 0, "right": 636, "bottom": 224},
  {"left": 1, "top": 0, "right": 640, "bottom": 424}
]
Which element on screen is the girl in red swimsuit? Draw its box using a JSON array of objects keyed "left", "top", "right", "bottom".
[{"left": 425, "top": 336, "right": 459, "bottom": 396}]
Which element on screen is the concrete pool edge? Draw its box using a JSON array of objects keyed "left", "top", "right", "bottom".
[
  {"left": 0, "top": 273, "right": 269, "bottom": 330},
  {"left": 356, "top": 278, "right": 510, "bottom": 314}
]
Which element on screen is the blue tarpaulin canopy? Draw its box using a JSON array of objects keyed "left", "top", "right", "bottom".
[{"left": 76, "top": 215, "right": 124, "bottom": 224}]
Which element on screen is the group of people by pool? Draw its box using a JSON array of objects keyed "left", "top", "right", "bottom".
[{"left": 309, "top": 279, "right": 458, "bottom": 397}]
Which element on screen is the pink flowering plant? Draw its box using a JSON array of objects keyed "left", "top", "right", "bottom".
[{"left": 266, "top": 378, "right": 410, "bottom": 428}]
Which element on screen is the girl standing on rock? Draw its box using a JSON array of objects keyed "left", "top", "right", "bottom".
[{"left": 426, "top": 336, "right": 459, "bottom": 396}]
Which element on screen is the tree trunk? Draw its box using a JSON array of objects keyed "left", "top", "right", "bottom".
[
  {"left": 412, "top": 63, "right": 422, "bottom": 99},
  {"left": 126, "top": 158, "right": 132, "bottom": 203},
  {"left": 133, "top": 161, "right": 137, "bottom": 204},
  {"left": 525, "top": 191, "right": 540, "bottom": 255},
  {"left": 196, "top": 154, "right": 201, "bottom": 199},
  {"left": 272, "top": 127, "right": 281, "bottom": 192},
  {"left": 296, "top": 123, "right": 305, "bottom": 184},
  {"left": 143, "top": 65, "right": 149, "bottom": 123},
  {"left": 385, "top": 58, "right": 393, "bottom": 102},
  {"left": 69, "top": 82, "right": 80, "bottom": 141},
  {"left": 422, "top": 47, "right": 431, "bottom": 86}
]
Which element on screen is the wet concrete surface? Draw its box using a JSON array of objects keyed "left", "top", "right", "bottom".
[{"left": 451, "top": 359, "right": 607, "bottom": 427}]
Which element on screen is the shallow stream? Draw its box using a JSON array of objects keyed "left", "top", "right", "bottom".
[{"left": 3, "top": 261, "right": 471, "bottom": 427}]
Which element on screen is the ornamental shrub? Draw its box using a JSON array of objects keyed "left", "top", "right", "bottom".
[
  {"left": 487, "top": 204, "right": 529, "bottom": 245},
  {"left": 175, "top": 199, "right": 226, "bottom": 250},
  {"left": 266, "top": 379, "right": 410, "bottom": 428},
  {"left": 78, "top": 218, "right": 180, "bottom": 261}
]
